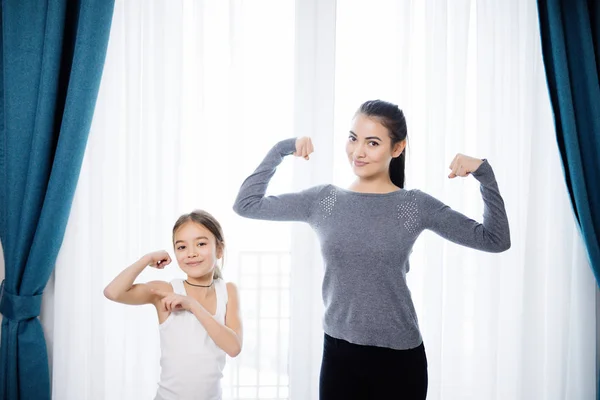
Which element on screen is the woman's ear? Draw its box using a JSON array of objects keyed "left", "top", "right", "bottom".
[{"left": 392, "top": 140, "right": 407, "bottom": 158}]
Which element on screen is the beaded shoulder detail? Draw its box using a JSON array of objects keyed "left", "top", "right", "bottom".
[{"left": 396, "top": 191, "right": 420, "bottom": 234}]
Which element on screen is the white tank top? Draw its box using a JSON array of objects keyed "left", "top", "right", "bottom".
[{"left": 155, "top": 278, "right": 228, "bottom": 400}]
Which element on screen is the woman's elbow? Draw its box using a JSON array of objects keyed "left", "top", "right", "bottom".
[
  {"left": 232, "top": 202, "right": 243, "bottom": 216},
  {"left": 490, "top": 236, "right": 511, "bottom": 253},
  {"left": 232, "top": 197, "right": 251, "bottom": 216}
]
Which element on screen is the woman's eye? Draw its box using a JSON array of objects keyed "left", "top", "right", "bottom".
[
  {"left": 368, "top": 141, "right": 379, "bottom": 146},
  {"left": 348, "top": 136, "right": 356, "bottom": 142}
]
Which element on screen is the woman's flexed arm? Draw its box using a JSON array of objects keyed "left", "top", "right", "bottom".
[
  {"left": 233, "top": 137, "right": 324, "bottom": 222},
  {"left": 419, "top": 155, "right": 511, "bottom": 253}
]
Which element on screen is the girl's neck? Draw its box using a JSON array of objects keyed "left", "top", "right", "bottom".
[
  {"left": 184, "top": 275, "right": 215, "bottom": 299},
  {"left": 185, "top": 274, "right": 214, "bottom": 287}
]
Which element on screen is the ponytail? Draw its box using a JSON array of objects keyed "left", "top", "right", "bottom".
[{"left": 389, "top": 151, "right": 405, "bottom": 188}]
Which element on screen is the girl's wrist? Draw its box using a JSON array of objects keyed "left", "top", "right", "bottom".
[
  {"left": 140, "top": 254, "right": 152, "bottom": 266},
  {"left": 188, "top": 299, "right": 204, "bottom": 313}
]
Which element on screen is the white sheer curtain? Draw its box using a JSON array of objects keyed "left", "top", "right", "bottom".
[
  {"left": 331, "top": 1, "right": 596, "bottom": 399},
  {"left": 42, "top": 1, "right": 297, "bottom": 399},
  {"left": 38, "top": 0, "right": 597, "bottom": 399}
]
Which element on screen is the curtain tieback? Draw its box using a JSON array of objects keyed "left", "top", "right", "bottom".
[{"left": 0, "top": 280, "right": 42, "bottom": 321}]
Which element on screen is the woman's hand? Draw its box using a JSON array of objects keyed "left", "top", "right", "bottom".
[
  {"left": 448, "top": 154, "right": 483, "bottom": 178},
  {"left": 294, "top": 137, "right": 314, "bottom": 160},
  {"left": 145, "top": 250, "right": 171, "bottom": 269},
  {"left": 151, "top": 289, "right": 198, "bottom": 312}
]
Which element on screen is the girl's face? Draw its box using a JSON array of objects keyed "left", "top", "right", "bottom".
[
  {"left": 346, "top": 113, "right": 405, "bottom": 181},
  {"left": 173, "top": 221, "right": 222, "bottom": 280}
]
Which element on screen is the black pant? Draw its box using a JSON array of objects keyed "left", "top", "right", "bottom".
[{"left": 319, "top": 334, "right": 428, "bottom": 400}]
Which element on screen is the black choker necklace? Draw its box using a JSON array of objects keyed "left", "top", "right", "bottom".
[{"left": 185, "top": 279, "right": 214, "bottom": 288}]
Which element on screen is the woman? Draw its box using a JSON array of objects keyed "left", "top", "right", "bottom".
[{"left": 233, "top": 99, "right": 510, "bottom": 399}]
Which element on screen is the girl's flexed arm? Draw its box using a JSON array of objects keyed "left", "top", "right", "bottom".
[
  {"left": 233, "top": 137, "right": 324, "bottom": 222},
  {"left": 152, "top": 283, "right": 243, "bottom": 357},
  {"left": 103, "top": 251, "right": 171, "bottom": 305}
]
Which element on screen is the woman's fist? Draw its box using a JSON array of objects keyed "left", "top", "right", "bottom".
[
  {"left": 448, "top": 154, "right": 483, "bottom": 178},
  {"left": 294, "top": 137, "right": 314, "bottom": 160}
]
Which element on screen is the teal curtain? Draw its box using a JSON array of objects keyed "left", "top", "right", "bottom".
[
  {"left": 537, "top": 0, "right": 600, "bottom": 288},
  {"left": 0, "top": 0, "right": 115, "bottom": 399}
]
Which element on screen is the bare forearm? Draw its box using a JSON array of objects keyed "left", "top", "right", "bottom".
[
  {"left": 103, "top": 256, "right": 149, "bottom": 300},
  {"left": 190, "top": 303, "right": 242, "bottom": 357}
]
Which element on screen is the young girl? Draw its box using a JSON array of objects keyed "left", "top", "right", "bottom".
[
  {"left": 104, "top": 210, "right": 242, "bottom": 400},
  {"left": 233, "top": 100, "right": 510, "bottom": 400}
]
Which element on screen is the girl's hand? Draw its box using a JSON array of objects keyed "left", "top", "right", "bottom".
[
  {"left": 151, "top": 289, "right": 197, "bottom": 312},
  {"left": 145, "top": 251, "right": 171, "bottom": 269},
  {"left": 294, "top": 137, "right": 314, "bottom": 160},
  {"left": 448, "top": 154, "right": 484, "bottom": 178}
]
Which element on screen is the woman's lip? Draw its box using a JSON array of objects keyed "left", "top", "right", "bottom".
[{"left": 353, "top": 160, "right": 368, "bottom": 166}]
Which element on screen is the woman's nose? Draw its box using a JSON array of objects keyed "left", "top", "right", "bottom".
[{"left": 353, "top": 143, "right": 366, "bottom": 158}]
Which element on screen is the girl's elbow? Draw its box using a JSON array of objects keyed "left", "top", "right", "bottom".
[
  {"left": 103, "top": 287, "right": 121, "bottom": 302},
  {"left": 227, "top": 338, "right": 243, "bottom": 358},
  {"left": 227, "top": 344, "right": 242, "bottom": 358},
  {"left": 103, "top": 287, "right": 116, "bottom": 301},
  {"left": 228, "top": 349, "right": 241, "bottom": 358}
]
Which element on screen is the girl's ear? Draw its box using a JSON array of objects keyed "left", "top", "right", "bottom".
[
  {"left": 216, "top": 242, "right": 224, "bottom": 259},
  {"left": 392, "top": 140, "right": 406, "bottom": 158}
]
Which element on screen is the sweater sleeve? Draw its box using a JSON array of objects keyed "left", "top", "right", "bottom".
[
  {"left": 232, "top": 138, "right": 325, "bottom": 222},
  {"left": 417, "top": 160, "right": 511, "bottom": 253}
]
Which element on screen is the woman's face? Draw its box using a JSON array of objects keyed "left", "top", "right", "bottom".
[{"left": 346, "top": 113, "right": 405, "bottom": 181}]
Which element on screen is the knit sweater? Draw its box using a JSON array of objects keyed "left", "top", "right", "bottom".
[{"left": 233, "top": 138, "right": 510, "bottom": 350}]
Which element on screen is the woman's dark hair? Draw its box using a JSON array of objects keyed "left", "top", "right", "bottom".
[
  {"left": 172, "top": 210, "right": 225, "bottom": 279},
  {"left": 356, "top": 99, "right": 408, "bottom": 188}
]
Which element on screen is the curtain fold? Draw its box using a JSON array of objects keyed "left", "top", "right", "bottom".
[
  {"left": 537, "top": 0, "right": 600, "bottom": 285},
  {"left": 537, "top": 1, "right": 600, "bottom": 397},
  {"left": 0, "top": 1, "right": 115, "bottom": 398}
]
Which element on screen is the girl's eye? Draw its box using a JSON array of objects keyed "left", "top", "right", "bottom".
[
  {"left": 177, "top": 246, "right": 185, "bottom": 250},
  {"left": 197, "top": 242, "right": 206, "bottom": 247}
]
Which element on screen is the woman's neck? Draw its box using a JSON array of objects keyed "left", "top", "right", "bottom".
[{"left": 348, "top": 176, "right": 399, "bottom": 194}]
